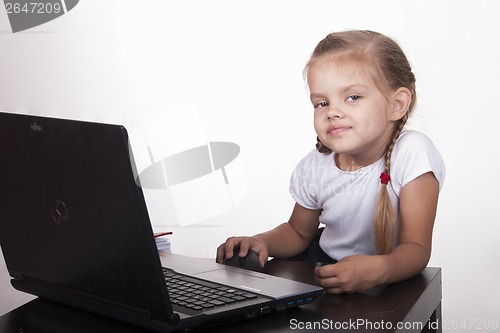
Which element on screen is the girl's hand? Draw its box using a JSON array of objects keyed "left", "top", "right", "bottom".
[
  {"left": 314, "top": 255, "right": 387, "bottom": 294},
  {"left": 216, "top": 236, "right": 269, "bottom": 268}
]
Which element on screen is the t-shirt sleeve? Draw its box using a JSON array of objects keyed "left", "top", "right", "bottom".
[
  {"left": 289, "top": 150, "right": 322, "bottom": 210},
  {"left": 391, "top": 131, "right": 446, "bottom": 195}
]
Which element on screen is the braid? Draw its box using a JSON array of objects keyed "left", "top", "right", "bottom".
[
  {"left": 383, "top": 114, "right": 408, "bottom": 173},
  {"left": 316, "top": 136, "right": 332, "bottom": 154},
  {"left": 375, "top": 114, "right": 409, "bottom": 254}
]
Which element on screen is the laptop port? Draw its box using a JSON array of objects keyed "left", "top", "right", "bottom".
[
  {"left": 275, "top": 303, "right": 286, "bottom": 311},
  {"left": 260, "top": 306, "right": 271, "bottom": 314}
]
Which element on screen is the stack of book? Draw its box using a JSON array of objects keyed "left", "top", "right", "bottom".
[{"left": 154, "top": 232, "right": 172, "bottom": 254}]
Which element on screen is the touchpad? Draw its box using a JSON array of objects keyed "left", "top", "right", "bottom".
[
  {"left": 195, "top": 267, "right": 266, "bottom": 280},
  {"left": 194, "top": 268, "right": 274, "bottom": 296}
]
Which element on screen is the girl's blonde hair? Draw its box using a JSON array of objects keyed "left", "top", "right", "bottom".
[{"left": 305, "top": 30, "right": 416, "bottom": 254}]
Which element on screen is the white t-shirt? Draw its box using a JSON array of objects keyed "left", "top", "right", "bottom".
[{"left": 289, "top": 130, "right": 445, "bottom": 261}]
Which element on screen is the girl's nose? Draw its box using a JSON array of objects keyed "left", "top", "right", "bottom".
[{"left": 326, "top": 104, "right": 345, "bottom": 119}]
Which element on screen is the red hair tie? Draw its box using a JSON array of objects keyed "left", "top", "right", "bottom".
[{"left": 380, "top": 172, "right": 391, "bottom": 185}]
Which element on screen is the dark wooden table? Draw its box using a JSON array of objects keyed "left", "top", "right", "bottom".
[{"left": 0, "top": 260, "right": 442, "bottom": 332}]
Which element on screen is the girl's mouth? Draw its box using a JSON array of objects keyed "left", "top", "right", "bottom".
[{"left": 328, "top": 126, "right": 351, "bottom": 135}]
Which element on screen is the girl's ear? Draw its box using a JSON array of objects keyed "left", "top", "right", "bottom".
[{"left": 390, "top": 87, "right": 412, "bottom": 121}]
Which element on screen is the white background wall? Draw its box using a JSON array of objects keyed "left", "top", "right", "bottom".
[{"left": 1, "top": 0, "right": 499, "bottom": 331}]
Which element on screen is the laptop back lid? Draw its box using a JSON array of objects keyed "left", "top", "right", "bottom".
[{"left": 0, "top": 112, "right": 177, "bottom": 324}]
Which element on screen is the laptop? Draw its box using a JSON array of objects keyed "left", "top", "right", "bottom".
[{"left": 0, "top": 112, "right": 323, "bottom": 332}]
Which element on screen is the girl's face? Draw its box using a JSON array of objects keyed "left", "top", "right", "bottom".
[{"left": 308, "top": 56, "right": 399, "bottom": 168}]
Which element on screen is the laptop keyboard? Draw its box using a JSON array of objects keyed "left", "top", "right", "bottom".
[{"left": 163, "top": 268, "right": 259, "bottom": 311}]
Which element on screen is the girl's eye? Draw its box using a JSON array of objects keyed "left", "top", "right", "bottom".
[
  {"left": 314, "top": 101, "right": 329, "bottom": 109},
  {"left": 346, "top": 95, "right": 361, "bottom": 102}
]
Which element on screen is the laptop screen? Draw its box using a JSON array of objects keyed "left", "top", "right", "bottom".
[{"left": 0, "top": 113, "right": 174, "bottom": 321}]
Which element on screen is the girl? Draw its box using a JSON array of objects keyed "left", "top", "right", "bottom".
[{"left": 216, "top": 30, "right": 445, "bottom": 294}]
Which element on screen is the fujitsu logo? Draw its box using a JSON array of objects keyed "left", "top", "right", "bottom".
[{"left": 30, "top": 122, "right": 42, "bottom": 132}]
